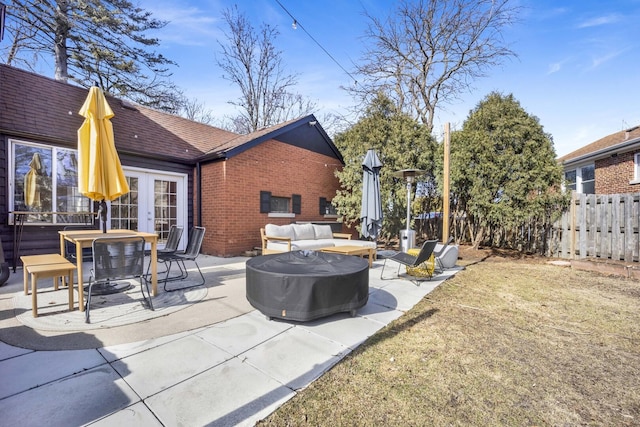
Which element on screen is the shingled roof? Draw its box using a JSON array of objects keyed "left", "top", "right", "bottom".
[
  {"left": 558, "top": 125, "right": 640, "bottom": 165},
  {"left": 0, "top": 65, "right": 240, "bottom": 162},
  {"left": 0, "top": 65, "right": 342, "bottom": 164}
]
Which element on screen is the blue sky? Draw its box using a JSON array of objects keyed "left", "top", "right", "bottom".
[{"left": 138, "top": 0, "right": 640, "bottom": 157}]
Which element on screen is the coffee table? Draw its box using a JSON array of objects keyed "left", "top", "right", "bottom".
[{"left": 319, "top": 245, "right": 374, "bottom": 268}]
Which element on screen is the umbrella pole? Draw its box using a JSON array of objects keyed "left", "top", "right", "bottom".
[{"left": 99, "top": 200, "right": 107, "bottom": 233}]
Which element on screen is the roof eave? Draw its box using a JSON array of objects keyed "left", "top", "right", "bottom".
[
  {"left": 561, "top": 136, "right": 640, "bottom": 166},
  {"left": 196, "top": 114, "right": 344, "bottom": 164}
]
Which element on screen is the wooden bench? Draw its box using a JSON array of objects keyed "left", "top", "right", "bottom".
[{"left": 21, "top": 254, "right": 76, "bottom": 317}]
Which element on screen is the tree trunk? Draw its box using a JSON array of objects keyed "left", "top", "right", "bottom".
[
  {"left": 468, "top": 218, "right": 484, "bottom": 250},
  {"left": 53, "top": 0, "right": 69, "bottom": 81}
]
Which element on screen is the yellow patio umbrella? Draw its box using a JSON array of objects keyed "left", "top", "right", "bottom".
[
  {"left": 77, "top": 86, "right": 129, "bottom": 232},
  {"left": 24, "top": 152, "right": 43, "bottom": 209}
]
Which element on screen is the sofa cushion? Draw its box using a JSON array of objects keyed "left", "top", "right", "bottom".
[
  {"left": 290, "top": 240, "right": 334, "bottom": 251},
  {"left": 313, "top": 239, "right": 339, "bottom": 248},
  {"left": 265, "top": 224, "right": 295, "bottom": 240},
  {"left": 332, "top": 239, "right": 376, "bottom": 249},
  {"left": 313, "top": 224, "right": 334, "bottom": 239},
  {"left": 293, "top": 223, "right": 316, "bottom": 240}
]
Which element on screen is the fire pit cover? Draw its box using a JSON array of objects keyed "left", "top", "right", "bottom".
[{"left": 246, "top": 250, "right": 369, "bottom": 321}]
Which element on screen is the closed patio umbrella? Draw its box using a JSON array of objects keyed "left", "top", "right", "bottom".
[
  {"left": 24, "top": 152, "right": 43, "bottom": 209},
  {"left": 360, "top": 149, "right": 383, "bottom": 240},
  {"left": 77, "top": 86, "right": 129, "bottom": 232}
]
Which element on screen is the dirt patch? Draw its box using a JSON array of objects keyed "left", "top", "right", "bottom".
[{"left": 259, "top": 250, "right": 640, "bottom": 426}]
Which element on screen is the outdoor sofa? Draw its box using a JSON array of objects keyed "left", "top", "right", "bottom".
[{"left": 260, "top": 223, "right": 376, "bottom": 255}]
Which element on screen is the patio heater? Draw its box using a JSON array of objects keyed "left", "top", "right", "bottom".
[{"left": 392, "top": 169, "right": 425, "bottom": 253}]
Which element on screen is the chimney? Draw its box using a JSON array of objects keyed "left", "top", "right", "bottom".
[{"left": 625, "top": 126, "right": 639, "bottom": 140}]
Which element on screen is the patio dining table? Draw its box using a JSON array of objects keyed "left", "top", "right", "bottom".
[{"left": 59, "top": 229, "right": 159, "bottom": 312}]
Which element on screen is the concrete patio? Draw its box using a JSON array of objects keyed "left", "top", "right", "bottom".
[{"left": 0, "top": 254, "right": 460, "bottom": 426}]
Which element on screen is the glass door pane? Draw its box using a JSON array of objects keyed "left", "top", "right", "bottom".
[
  {"left": 110, "top": 176, "right": 139, "bottom": 231},
  {"left": 153, "top": 179, "right": 178, "bottom": 243},
  {"left": 109, "top": 169, "right": 186, "bottom": 249}
]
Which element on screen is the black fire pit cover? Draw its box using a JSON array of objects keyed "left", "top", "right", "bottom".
[{"left": 246, "top": 250, "right": 369, "bottom": 321}]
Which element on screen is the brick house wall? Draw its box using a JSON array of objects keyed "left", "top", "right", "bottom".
[
  {"left": 199, "top": 139, "right": 345, "bottom": 256},
  {"left": 595, "top": 149, "right": 640, "bottom": 194}
]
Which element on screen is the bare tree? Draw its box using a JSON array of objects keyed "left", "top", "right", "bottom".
[
  {"left": 353, "top": 0, "right": 519, "bottom": 132},
  {"left": 216, "top": 5, "right": 315, "bottom": 133},
  {"left": 1, "top": 0, "right": 182, "bottom": 112},
  {"left": 178, "top": 97, "right": 214, "bottom": 125}
]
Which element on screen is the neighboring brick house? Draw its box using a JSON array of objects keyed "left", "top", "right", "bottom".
[
  {"left": 558, "top": 126, "right": 640, "bottom": 194},
  {"left": 0, "top": 64, "right": 345, "bottom": 264}
]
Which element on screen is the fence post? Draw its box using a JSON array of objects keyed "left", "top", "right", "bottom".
[{"left": 570, "top": 192, "right": 577, "bottom": 259}]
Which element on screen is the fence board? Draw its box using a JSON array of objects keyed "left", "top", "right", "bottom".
[
  {"left": 599, "top": 195, "right": 609, "bottom": 259},
  {"left": 587, "top": 196, "right": 596, "bottom": 257},
  {"left": 551, "top": 192, "right": 640, "bottom": 262},
  {"left": 625, "top": 195, "right": 634, "bottom": 261},
  {"left": 611, "top": 194, "right": 621, "bottom": 261}
]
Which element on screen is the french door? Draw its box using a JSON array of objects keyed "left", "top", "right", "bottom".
[{"left": 109, "top": 168, "right": 187, "bottom": 250}]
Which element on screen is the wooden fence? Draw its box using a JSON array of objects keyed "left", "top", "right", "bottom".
[{"left": 550, "top": 193, "right": 640, "bottom": 262}]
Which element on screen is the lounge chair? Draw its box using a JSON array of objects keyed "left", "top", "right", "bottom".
[{"left": 380, "top": 240, "right": 439, "bottom": 283}]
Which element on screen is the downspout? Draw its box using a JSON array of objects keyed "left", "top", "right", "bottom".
[{"left": 197, "top": 161, "right": 202, "bottom": 227}]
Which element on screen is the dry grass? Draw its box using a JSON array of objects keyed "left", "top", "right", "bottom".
[{"left": 258, "top": 250, "right": 640, "bottom": 426}]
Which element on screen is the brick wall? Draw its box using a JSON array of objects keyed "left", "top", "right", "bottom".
[
  {"left": 199, "top": 139, "right": 346, "bottom": 256},
  {"left": 595, "top": 150, "right": 640, "bottom": 194}
]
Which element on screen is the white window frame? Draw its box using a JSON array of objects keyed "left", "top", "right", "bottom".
[
  {"left": 564, "top": 169, "right": 577, "bottom": 192},
  {"left": 580, "top": 164, "right": 595, "bottom": 194},
  {"left": 632, "top": 153, "right": 640, "bottom": 184},
  {"left": 564, "top": 163, "right": 595, "bottom": 194},
  {"left": 8, "top": 139, "right": 93, "bottom": 225}
]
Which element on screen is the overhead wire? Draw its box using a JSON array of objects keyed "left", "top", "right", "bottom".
[{"left": 274, "top": 0, "right": 358, "bottom": 85}]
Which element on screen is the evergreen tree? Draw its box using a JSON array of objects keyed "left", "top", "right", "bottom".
[
  {"left": 333, "top": 93, "right": 437, "bottom": 242},
  {"left": 449, "top": 92, "right": 568, "bottom": 249},
  {"left": 1, "top": 0, "right": 181, "bottom": 112}
]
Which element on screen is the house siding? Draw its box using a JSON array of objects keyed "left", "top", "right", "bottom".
[
  {"left": 0, "top": 136, "right": 195, "bottom": 267},
  {"left": 1, "top": 65, "right": 346, "bottom": 263},
  {"left": 595, "top": 150, "right": 640, "bottom": 194},
  {"left": 199, "top": 139, "right": 345, "bottom": 256}
]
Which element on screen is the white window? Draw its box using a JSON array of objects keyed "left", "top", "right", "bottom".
[
  {"left": 8, "top": 139, "right": 92, "bottom": 225},
  {"left": 564, "top": 170, "right": 577, "bottom": 191},
  {"left": 634, "top": 153, "right": 640, "bottom": 181},
  {"left": 580, "top": 165, "right": 595, "bottom": 194},
  {"left": 564, "top": 164, "right": 595, "bottom": 194}
]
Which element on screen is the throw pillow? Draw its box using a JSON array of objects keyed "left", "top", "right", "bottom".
[
  {"left": 265, "top": 224, "right": 295, "bottom": 240},
  {"left": 293, "top": 224, "right": 315, "bottom": 240},
  {"left": 313, "top": 224, "right": 334, "bottom": 239}
]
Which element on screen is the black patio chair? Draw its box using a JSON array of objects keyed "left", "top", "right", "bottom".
[
  {"left": 380, "top": 239, "right": 439, "bottom": 283},
  {"left": 146, "top": 224, "right": 184, "bottom": 277},
  {"left": 63, "top": 225, "right": 97, "bottom": 263},
  {"left": 85, "top": 236, "right": 153, "bottom": 323},
  {"left": 157, "top": 226, "right": 206, "bottom": 292}
]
